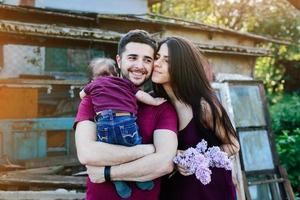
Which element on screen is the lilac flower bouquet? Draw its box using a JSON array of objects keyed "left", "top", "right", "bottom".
[{"left": 173, "top": 139, "right": 232, "bottom": 185}]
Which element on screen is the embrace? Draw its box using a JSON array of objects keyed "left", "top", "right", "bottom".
[{"left": 74, "top": 29, "right": 240, "bottom": 200}]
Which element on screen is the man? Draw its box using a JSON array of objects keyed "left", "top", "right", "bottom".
[{"left": 74, "top": 30, "right": 178, "bottom": 200}]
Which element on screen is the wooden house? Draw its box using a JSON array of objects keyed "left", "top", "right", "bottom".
[{"left": 0, "top": 1, "right": 294, "bottom": 199}]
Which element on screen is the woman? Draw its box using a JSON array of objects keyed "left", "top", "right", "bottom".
[{"left": 152, "top": 37, "right": 240, "bottom": 200}]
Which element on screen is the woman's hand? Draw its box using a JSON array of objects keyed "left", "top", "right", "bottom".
[{"left": 175, "top": 150, "right": 193, "bottom": 176}]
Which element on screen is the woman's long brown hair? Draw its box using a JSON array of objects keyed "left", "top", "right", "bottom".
[{"left": 153, "top": 37, "right": 237, "bottom": 147}]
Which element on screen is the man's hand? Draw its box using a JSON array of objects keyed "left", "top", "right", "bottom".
[{"left": 86, "top": 165, "right": 105, "bottom": 183}]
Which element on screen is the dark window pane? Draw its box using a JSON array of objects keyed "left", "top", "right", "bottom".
[{"left": 45, "top": 47, "right": 104, "bottom": 73}]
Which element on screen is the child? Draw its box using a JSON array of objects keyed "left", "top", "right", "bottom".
[{"left": 80, "top": 58, "right": 166, "bottom": 199}]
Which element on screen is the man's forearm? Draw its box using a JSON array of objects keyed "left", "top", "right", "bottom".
[
  {"left": 75, "top": 120, "right": 154, "bottom": 166},
  {"left": 110, "top": 130, "right": 178, "bottom": 182}
]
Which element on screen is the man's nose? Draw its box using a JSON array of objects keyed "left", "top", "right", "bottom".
[{"left": 135, "top": 59, "right": 145, "bottom": 68}]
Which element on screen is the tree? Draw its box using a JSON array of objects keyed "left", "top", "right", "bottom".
[
  {"left": 287, "top": 0, "right": 300, "bottom": 10},
  {"left": 151, "top": 0, "right": 300, "bottom": 96}
]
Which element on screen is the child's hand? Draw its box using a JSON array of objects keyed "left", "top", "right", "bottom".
[
  {"left": 79, "top": 90, "right": 86, "bottom": 99},
  {"left": 154, "top": 97, "right": 167, "bottom": 106}
]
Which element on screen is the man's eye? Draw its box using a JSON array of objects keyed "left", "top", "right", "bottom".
[
  {"left": 145, "top": 59, "right": 152, "bottom": 63},
  {"left": 128, "top": 56, "right": 136, "bottom": 60}
]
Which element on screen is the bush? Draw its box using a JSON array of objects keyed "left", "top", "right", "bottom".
[
  {"left": 276, "top": 129, "right": 300, "bottom": 193},
  {"left": 270, "top": 94, "right": 300, "bottom": 195},
  {"left": 270, "top": 94, "right": 300, "bottom": 133}
]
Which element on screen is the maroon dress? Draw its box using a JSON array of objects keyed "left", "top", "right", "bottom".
[{"left": 160, "top": 118, "right": 236, "bottom": 200}]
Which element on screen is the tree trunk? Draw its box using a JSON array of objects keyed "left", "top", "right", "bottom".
[{"left": 287, "top": 0, "right": 300, "bottom": 10}]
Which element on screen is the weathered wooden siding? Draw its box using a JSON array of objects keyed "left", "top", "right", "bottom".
[
  {"left": 207, "top": 54, "right": 256, "bottom": 77},
  {"left": 0, "top": 87, "right": 38, "bottom": 119},
  {"left": 163, "top": 28, "right": 256, "bottom": 47}
]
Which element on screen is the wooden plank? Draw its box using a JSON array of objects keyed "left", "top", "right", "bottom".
[
  {"left": 0, "top": 174, "right": 86, "bottom": 189},
  {"left": 0, "top": 190, "right": 85, "bottom": 200},
  {"left": 0, "top": 156, "right": 25, "bottom": 171},
  {"left": 0, "top": 117, "right": 75, "bottom": 131},
  {"left": 18, "top": 156, "right": 80, "bottom": 168},
  {"left": 5, "top": 166, "right": 64, "bottom": 175},
  {"left": 0, "top": 87, "right": 38, "bottom": 119},
  {"left": 242, "top": 171, "right": 252, "bottom": 200},
  {"left": 0, "top": 78, "right": 86, "bottom": 86},
  {"left": 0, "top": 164, "right": 24, "bottom": 172},
  {"left": 279, "top": 166, "right": 295, "bottom": 200},
  {"left": 248, "top": 178, "right": 285, "bottom": 186}
]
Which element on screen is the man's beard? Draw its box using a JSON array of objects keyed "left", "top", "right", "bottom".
[
  {"left": 122, "top": 67, "right": 150, "bottom": 87},
  {"left": 128, "top": 67, "right": 148, "bottom": 75}
]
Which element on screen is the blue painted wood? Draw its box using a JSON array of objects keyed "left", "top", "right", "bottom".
[
  {"left": 0, "top": 117, "right": 75, "bottom": 161},
  {"left": 0, "top": 117, "right": 75, "bottom": 131},
  {"left": 13, "top": 131, "right": 47, "bottom": 160}
]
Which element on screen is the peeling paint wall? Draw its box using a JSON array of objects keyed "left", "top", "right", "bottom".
[{"left": 0, "top": 45, "right": 45, "bottom": 78}]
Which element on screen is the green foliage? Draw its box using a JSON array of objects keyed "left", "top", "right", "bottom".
[
  {"left": 270, "top": 94, "right": 300, "bottom": 133},
  {"left": 276, "top": 129, "right": 300, "bottom": 193},
  {"left": 271, "top": 94, "right": 300, "bottom": 194},
  {"left": 254, "top": 53, "right": 285, "bottom": 96}
]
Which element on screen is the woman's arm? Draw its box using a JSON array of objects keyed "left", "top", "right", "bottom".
[{"left": 201, "top": 100, "right": 240, "bottom": 156}]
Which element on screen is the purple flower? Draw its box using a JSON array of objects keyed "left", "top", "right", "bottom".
[
  {"left": 195, "top": 167, "right": 212, "bottom": 185},
  {"left": 173, "top": 139, "right": 232, "bottom": 185},
  {"left": 206, "top": 147, "right": 232, "bottom": 170},
  {"left": 195, "top": 139, "right": 208, "bottom": 153}
]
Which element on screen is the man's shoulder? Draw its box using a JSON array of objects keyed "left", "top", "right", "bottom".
[{"left": 138, "top": 101, "right": 175, "bottom": 114}]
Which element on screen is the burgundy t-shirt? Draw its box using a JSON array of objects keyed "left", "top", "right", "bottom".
[
  {"left": 84, "top": 76, "right": 140, "bottom": 114},
  {"left": 74, "top": 96, "right": 178, "bottom": 200}
]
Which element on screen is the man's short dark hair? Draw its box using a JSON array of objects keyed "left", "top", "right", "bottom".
[{"left": 118, "top": 30, "right": 157, "bottom": 56}]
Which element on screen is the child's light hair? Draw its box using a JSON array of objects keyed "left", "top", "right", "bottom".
[{"left": 88, "top": 58, "right": 117, "bottom": 80}]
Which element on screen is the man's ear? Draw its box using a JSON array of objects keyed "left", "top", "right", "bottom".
[{"left": 116, "top": 55, "right": 121, "bottom": 69}]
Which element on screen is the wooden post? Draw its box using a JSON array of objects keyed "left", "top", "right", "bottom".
[
  {"left": 278, "top": 166, "right": 295, "bottom": 200},
  {"left": 242, "top": 171, "right": 252, "bottom": 200}
]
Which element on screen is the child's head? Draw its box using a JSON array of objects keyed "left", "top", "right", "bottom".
[{"left": 88, "top": 58, "right": 118, "bottom": 80}]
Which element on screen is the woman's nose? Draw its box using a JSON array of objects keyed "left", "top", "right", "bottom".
[{"left": 154, "top": 59, "right": 161, "bottom": 67}]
